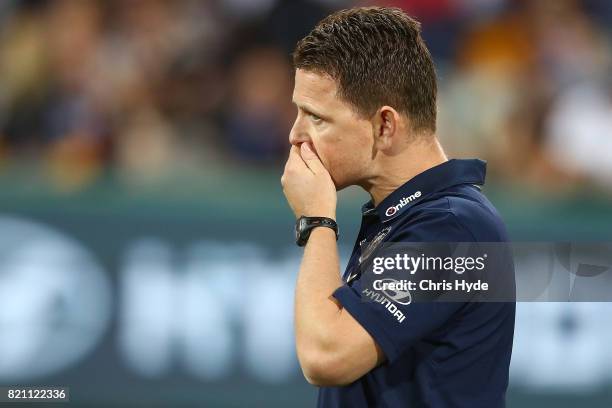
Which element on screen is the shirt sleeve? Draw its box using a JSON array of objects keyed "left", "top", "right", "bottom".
[{"left": 333, "top": 283, "right": 464, "bottom": 363}]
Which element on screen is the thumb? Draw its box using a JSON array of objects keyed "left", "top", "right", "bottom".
[{"left": 300, "top": 142, "right": 325, "bottom": 173}]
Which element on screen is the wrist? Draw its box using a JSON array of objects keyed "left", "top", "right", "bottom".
[
  {"left": 309, "top": 226, "right": 337, "bottom": 240},
  {"left": 301, "top": 208, "right": 336, "bottom": 220}
]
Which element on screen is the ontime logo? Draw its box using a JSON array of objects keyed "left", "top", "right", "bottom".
[{"left": 385, "top": 191, "right": 422, "bottom": 217}]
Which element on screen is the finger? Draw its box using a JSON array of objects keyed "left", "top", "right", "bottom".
[
  {"left": 300, "top": 142, "right": 326, "bottom": 174},
  {"left": 289, "top": 145, "right": 301, "bottom": 158},
  {"left": 286, "top": 145, "right": 306, "bottom": 171}
]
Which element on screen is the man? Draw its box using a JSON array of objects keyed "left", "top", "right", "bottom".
[{"left": 281, "top": 6, "right": 515, "bottom": 408}]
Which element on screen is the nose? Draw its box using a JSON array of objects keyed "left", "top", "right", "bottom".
[{"left": 289, "top": 117, "right": 310, "bottom": 146}]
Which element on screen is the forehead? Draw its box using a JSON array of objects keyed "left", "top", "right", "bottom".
[{"left": 292, "top": 69, "right": 342, "bottom": 110}]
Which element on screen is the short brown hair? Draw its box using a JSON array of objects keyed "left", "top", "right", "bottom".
[{"left": 293, "top": 7, "right": 437, "bottom": 132}]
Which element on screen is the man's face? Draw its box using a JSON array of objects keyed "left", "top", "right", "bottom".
[{"left": 290, "top": 69, "right": 374, "bottom": 190}]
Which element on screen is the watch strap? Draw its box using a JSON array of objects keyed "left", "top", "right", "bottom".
[{"left": 296, "top": 216, "right": 338, "bottom": 247}]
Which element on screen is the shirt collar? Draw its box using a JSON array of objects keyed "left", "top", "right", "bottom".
[{"left": 361, "top": 159, "right": 487, "bottom": 223}]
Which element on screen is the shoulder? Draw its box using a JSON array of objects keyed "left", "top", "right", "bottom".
[{"left": 390, "top": 185, "right": 509, "bottom": 242}]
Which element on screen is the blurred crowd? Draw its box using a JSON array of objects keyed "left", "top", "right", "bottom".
[{"left": 0, "top": 0, "right": 610, "bottom": 193}]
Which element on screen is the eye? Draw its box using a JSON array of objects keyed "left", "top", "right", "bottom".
[{"left": 309, "top": 113, "right": 322, "bottom": 123}]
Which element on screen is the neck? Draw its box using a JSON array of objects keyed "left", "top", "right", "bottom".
[{"left": 362, "top": 136, "right": 448, "bottom": 207}]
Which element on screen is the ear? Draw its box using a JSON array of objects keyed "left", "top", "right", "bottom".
[{"left": 372, "top": 106, "right": 400, "bottom": 151}]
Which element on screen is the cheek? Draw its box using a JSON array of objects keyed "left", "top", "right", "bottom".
[
  {"left": 315, "top": 140, "right": 355, "bottom": 181},
  {"left": 312, "top": 123, "right": 372, "bottom": 181}
]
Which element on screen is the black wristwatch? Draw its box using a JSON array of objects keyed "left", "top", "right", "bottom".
[{"left": 295, "top": 216, "right": 339, "bottom": 247}]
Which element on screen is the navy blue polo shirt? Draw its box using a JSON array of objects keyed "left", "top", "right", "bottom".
[{"left": 318, "top": 159, "right": 515, "bottom": 408}]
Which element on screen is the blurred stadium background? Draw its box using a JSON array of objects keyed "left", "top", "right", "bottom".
[{"left": 0, "top": 0, "right": 611, "bottom": 406}]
